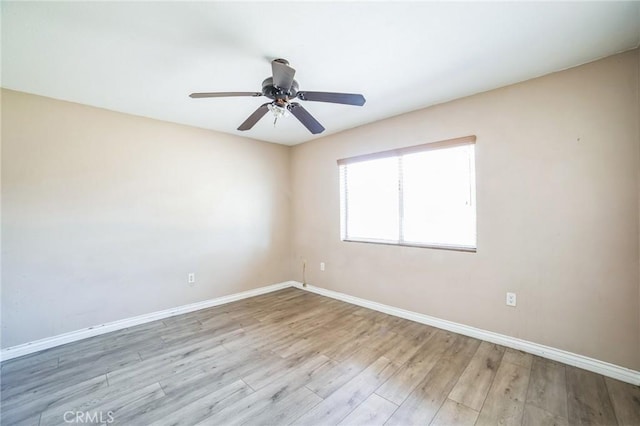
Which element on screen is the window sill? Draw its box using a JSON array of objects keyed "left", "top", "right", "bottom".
[{"left": 342, "top": 238, "right": 476, "bottom": 253}]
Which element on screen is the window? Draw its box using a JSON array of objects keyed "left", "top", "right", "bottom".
[{"left": 338, "top": 136, "right": 476, "bottom": 251}]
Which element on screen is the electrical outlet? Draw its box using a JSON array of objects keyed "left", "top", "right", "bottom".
[
  {"left": 506, "top": 292, "right": 516, "bottom": 307},
  {"left": 320, "top": 262, "right": 325, "bottom": 271},
  {"left": 188, "top": 273, "right": 195, "bottom": 285}
]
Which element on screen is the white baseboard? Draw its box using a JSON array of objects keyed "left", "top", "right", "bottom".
[
  {"left": 0, "top": 281, "right": 296, "bottom": 362},
  {"left": 4, "top": 279, "right": 638, "bottom": 386},
  {"left": 292, "top": 281, "right": 640, "bottom": 386}
]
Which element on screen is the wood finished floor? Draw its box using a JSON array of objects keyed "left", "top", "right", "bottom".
[{"left": 1, "top": 288, "right": 639, "bottom": 426}]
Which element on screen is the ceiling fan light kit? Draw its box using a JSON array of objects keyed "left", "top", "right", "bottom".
[{"left": 189, "top": 58, "right": 366, "bottom": 135}]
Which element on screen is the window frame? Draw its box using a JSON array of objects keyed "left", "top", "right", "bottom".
[{"left": 338, "top": 135, "right": 477, "bottom": 253}]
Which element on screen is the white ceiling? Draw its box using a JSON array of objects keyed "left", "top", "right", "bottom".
[{"left": 2, "top": 2, "right": 639, "bottom": 146}]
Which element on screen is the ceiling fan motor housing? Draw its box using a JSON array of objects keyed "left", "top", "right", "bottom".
[{"left": 262, "top": 77, "right": 299, "bottom": 102}]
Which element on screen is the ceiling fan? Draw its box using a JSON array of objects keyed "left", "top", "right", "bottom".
[{"left": 189, "top": 59, "right": 366, "bottom": 135}]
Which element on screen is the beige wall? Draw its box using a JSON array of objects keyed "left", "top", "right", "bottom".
[
  {"left": 291, "top": 50, "right": 640, "bottom": 370},
  {"left": 1, "top": 89, "right": 291, "bottom": 348}
]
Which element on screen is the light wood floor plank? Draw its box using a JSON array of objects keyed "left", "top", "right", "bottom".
[
  {"left": 40, "top": 382, "right": 165, "bottom": 426},
  {"left": 376, "top": 330, "right": 453, "bottom": 405},
  {"left": 385, "top": 335, "right": 481, "bottom": 425},
  {"left": 111, "top": 376, "right": 239, "bottom": 425},
  {"left": 199, "top": 354, "right": 332, "bottom": 425},
  {"left": 94, "top": 385, "right": 169, "bottom": 425},
  {"left": 158, "top": 347, "right": 268, "bottom": 397},
  {"left": 305, "top": 346, "right": 381, "bottom": 398},
  {"left": 337, "top": 393, "right": 398, "bottom": 426},
  {"left": 430, "top": 398, "right": 479, "bottom": 426},
  {"left": 1, "top": 374, "right": 108, "bottom": 425},
  {"left": 475, "top": 357, "right": 531, "bottom": 426},
  {"left": 526, "top": 356, "right": 568, "bottom": 419},
  {"left": 1, "top": 413, "right": 41, "bottom": 426},
  {"left": 106, "top": 340, "right": 228, "bottom": 386},
  {"left": 379, "top": 325, "right": 437, "bottom": 366},
  {"left": 0, "top": 355, "right": 59, "bottom": 379},
  {"left": 503, "top": 347, "right": 534, "bottom": 369},
  {"left": 605, "top": 377, "right": 640, "bottom": 426},
  {"left": 149, "top": 379, "right": 252, "bottom": 426},
  {"left": 448, "top": 340, "right": 505, "bottom": 411},
  {"left": 522, "top": 403, "right": 569, "bottom": 426},
  {"left": 292, "top": 356, "right": 398, "bottom": 425},
  {"left": 566, "top": 366, "right": 618, "bottom": 426},
  {"left": 1, "top": 351, "right": 136, "bottom": 402},
  {"left": 244, "top": 385, "right": 323, "bottom": 426}
]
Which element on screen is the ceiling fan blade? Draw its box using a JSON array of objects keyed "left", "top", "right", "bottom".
[
  {"left": 237, "top": 103, "right": 271, "bottom": 131},
  {"left": 288, "top": 103, "right": 325, "bottom": 134},
  {"left": 297, "top": 91, "right": 366, "bottom": 106},
  {"left": 272, "top": 59, "right": 296, "bottom": 90},
  {"left": 190, "top": 92, "right": 262, "bottom": 98}
]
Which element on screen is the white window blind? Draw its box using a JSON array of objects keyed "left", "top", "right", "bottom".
[{"left": 338, "top": 136, "right": 476, "bottom": 251}]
